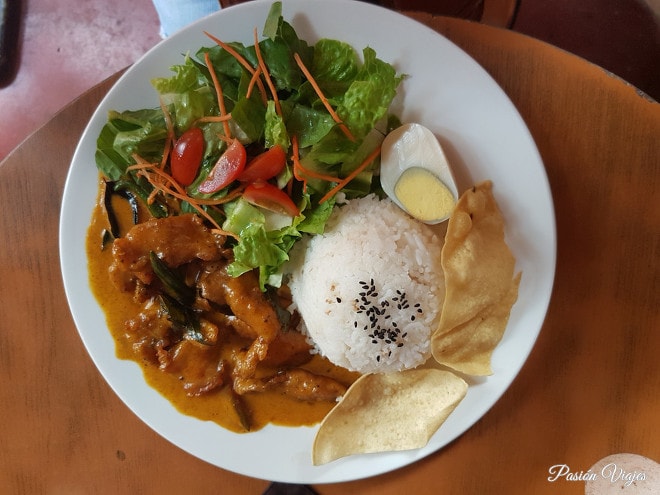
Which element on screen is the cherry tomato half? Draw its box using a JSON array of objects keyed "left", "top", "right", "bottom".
[
  {"left": 198, "top": 139, "right": 247, "bottom": 194},
  {"left": 242, "top": 181, "right": 300, "bottom": 217},
  {"left": 171, "top": 127, "right": 204, "bottom": 186},
  {"left": 238, "top": 145, "right": 287, "bottom": 183}
]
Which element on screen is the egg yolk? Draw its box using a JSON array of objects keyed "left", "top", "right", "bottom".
[{"left": 394, "top": 167, "right": 456, "bottom": 222}]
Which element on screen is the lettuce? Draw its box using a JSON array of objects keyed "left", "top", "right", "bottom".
[{"left": 94, "top": 1, "right": 402, "bottom": 289}]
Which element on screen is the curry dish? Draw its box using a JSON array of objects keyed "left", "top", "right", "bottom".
[{"left": 86, "top": 179, "right": 359, "bottom": 432}]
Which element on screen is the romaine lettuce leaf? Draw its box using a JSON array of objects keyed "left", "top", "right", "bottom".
[
  {"left": 338, "top": 47, "right": 403, "bottom": 139},
  {"left": 312, "top": 39, "right": 359, "bottom": 97},
  {"left": 94, "top": 1, "right": 403, "bottom": 290},
  {"left": 95, "top": 109, "right": 167, "bottom": 180}
]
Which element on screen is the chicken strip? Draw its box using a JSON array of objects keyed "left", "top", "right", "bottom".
[
  {"left": 233, "top": 369, "right": 347, "bottom": 402},
  {"left": 110, "top": 214, "right": 225, "bottom": 292}
]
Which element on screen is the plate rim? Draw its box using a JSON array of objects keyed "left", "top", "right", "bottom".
[{"left": 59, "top": 0, "right": 556, "bottom": 484}]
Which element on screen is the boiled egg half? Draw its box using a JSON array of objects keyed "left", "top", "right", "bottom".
[{"left": 379, "top": 123, "right": 458, "bottom": 224}]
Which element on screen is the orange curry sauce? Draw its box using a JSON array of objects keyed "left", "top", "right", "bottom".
[{"left": 86, "top": 179, "right": 358, "bottom": 432}]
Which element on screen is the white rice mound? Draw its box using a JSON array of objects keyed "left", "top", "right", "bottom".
[{"left": 285, "top": 194, "right": 445, "bottom": 374}]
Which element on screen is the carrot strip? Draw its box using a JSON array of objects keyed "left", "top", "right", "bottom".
[
  {"left": 291, "top": 135, "right": 343, "bottom": 195},
  {"left": 293, "top": 52, "right": 356, "bottom": 142},
  {"left": 150, "top": 166, "right": 246, "bottom": 206},
  {"left": 204, "top": 31, "right": 268, "bottom": 105},
  {"left": 296, "top": 163, "right": 341, "bottom": 183},
  {"left": 253, "top": 28, "right": 281, "bottom": 116},
  {"left": 204, "top": 52, "right": 232, "bottom": 139},
  {"left": 129, "top": 154, "right": 237, "bottom": 238},
  {"left": 195, "top": 184, "right": 246, "bottom": 205},
  {"left": 144, "top": 169, "right": 235, "bottom": 237},
  {"left": 290, "top": 136, "right": 339, "bottom": 182},
  {"left": 318, "top": 146, "right": 381, "bottom": 204},
  {"left": 147, "top": 187, "right": 160, "bottom": 205},
  {"left": 290, "top": 135, "right": 307, "bottom": 192},
  {"left": 204, "top": 31, "right": 255, "bottom": 73},
  {"left": 126, "top": 162, "right": 158, "bottom": 172},
  {"left": 246, "top": 65, "right": 262, "bottom": 100},
  {"left": 193, "top": 114, "right": 233, "bottom": 125},
  {"left": 158, "top": 97, "right": 175, "bottom": 169}
]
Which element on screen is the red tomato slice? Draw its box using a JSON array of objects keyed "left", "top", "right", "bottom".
[
  {"left": 198, "top": 139, "right": 247, "bottom": 194},
  {"left": 171, "top": 127, "right": 204, "bottom": 186},
  {"left": 243, "top": 181, "right": 300, "bottom": 217},
  {"left": 238, "top": 145, "right": 287, "bottom": 183}
]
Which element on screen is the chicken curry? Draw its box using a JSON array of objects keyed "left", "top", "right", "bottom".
[{"left": 86, "top": 179, "right": 358, "bottom": 432}]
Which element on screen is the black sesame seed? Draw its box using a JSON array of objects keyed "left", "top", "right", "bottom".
[{"left": 355, "top": 279, "right": 427, "bottom": 350}]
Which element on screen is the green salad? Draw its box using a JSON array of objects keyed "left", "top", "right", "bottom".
[{"left": 95, "top": 2, "right": 403, "bottom": 289}]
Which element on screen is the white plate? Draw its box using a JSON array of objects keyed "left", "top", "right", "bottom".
[{"left": 60, "top": 0, "right": 555, "bottom": 484}]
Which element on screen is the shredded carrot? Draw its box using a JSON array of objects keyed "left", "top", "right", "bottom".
[
  {"left": 253, "top": 28, "right": 282, "bottom": 116},
  {"left": 291, "top": 135, "right": 340, "bottom": 187},
  {"left": 193, "top": 114, "right": 233, "bottom": 126},
  {"left": 126, "top": 160, "right": 156, "bottom": 171},
  {"left": 203, "top": 31, "right": 254, "bottom": 73},
  {"left": 129, "top": 155, "right": 174, "bottom": 207},
  {"left": 204, "top": 31, "right": 268, "bottom": 105},
  {"left": 290, "top": 135, "right": 306, "bottom": 191},
  {"left": 296, "top": 162, "right": 341, "bottom": 183},
  {"left": 318, "top": 146, "right": 381, "bottom": 204},
  {"left": 293, "top": 52, "right": 356, "bottom": 142},
  {"left": 150, "top": 166, "right": 244, "bottom": 206},
  {"left": 204, "top": 52, "right": 232, "bottom": 139},
  {"left": 147, "top": 187, "right": 160, "bottom": 205},
  {"left": 129, "top": 154, "right": 238, "bottom": 238},
  {"left": 158, "top": 97, "right": 175, "bottom": 170},
  {"left": 186, "top": 184, "right": 246, "bottom": 206},
  {"left": 144, "top": 170, "right": 231, "bottom": 236},
  {"left": 246, "top": 65, "right": 262, "bottom": 100}
]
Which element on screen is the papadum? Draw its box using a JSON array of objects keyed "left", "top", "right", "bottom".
[
  {"left": 312, "top": 369, "right": 467, "bottom": 465},
  {"left": 431, "top": 180, "right": 521, "bottom": 375}
]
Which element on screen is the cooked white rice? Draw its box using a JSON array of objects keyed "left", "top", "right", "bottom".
[{"left": 285, "top": 194, "right": 445, "bottom": 374}]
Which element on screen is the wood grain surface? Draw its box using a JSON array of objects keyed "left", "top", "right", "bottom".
[{"left": 1, "top": 13, "right": 658, "bottom": 495}]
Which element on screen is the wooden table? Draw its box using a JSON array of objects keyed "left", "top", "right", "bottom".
[{"left": 1, "top": 13, "right": 658, "bottom": 494}]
